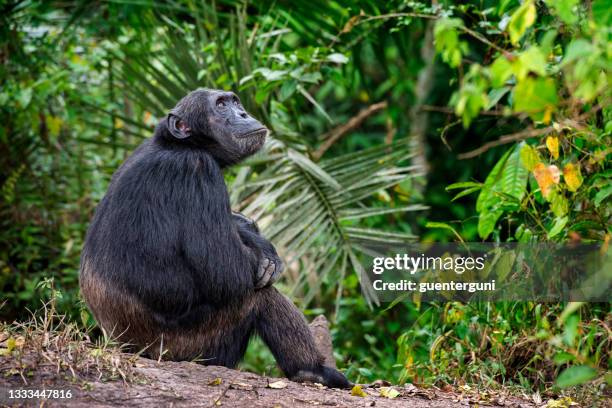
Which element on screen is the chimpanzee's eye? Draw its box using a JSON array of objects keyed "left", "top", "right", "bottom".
[{"left": 216, "top": 99, "right": 226, "bottom": 108}]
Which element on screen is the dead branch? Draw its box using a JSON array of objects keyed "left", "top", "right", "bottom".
[
  {"left": 312, "top": 101, "right": 388, "bottom": 161},
  {"left": 457, "top": 105, "right": 603, "bottom": 159},
  {"left": 457, "top": 126, "right": 555, "bottom": 159}
]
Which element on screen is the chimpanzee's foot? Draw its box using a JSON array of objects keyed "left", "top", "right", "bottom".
[{"left": 290, "top": 365, "right": 352, "bottom": 389}]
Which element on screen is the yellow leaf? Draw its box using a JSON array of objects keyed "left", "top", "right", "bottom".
[
  {"left": 47, "top": 116, "right": 63, "bottom": 137},
  {"left": 508, "top": 0, "right": 537, "bottom": 45},
  {"left": 114, "top": 118, "right": 124, "bottom": 129},
  {"left": 546, "top": 136, "right": 559, "bottom": 159},
  {"left": 380, "top": 387, "right": 400, "bottom": 399},
  {"left": 563, "top": 163, "right": 583, "bottom": 192},
  {"left": 377, "top": 190, "right": 391, "bottom": 202},
  {"left": 208, "top": 377, "right": 222, "bottom": 386},
  {"left": 542, "top": 105, "right": 553, "bottom": 124},
  {"left": 6, "top": 337, "right": 16, "bottom": 351},
  {"left": 268, "top": 381, "right": 287, "bottom": 389},
  {"left": 545, "top": 396, "right": 575, "bottom": 408},
  {"left": 351, "top": 384, "right": 367, "bottom": 397},
  {"left": 533, "top": 163, "right": 560, "bottom": 199},
  {"left": 70, "top": 54, "right": 84, "bottom": 65}
]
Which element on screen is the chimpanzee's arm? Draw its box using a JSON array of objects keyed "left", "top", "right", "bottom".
[
  {"left": 178, "top": 153, "right": 287, "bottom": 301},
  {"left": 232, "top": 211, "right": 284, "bottom": 288},
  {"left": 232, "top": 211, "right": 260, "bottom": 234}
]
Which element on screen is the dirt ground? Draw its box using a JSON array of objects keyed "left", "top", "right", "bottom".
[{"left": 0, "top": 356, "right": 539, "bottom": 408}]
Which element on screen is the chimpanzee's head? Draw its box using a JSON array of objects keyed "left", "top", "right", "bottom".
[{"left": 163, "top": 88, "right": 268, "bottom": 166}]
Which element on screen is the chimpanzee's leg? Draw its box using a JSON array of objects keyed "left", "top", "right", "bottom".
[
  {"left": 253, "top": 286, "right": 350, "bottom": 388},
  {"left": 200, "top": 313, "right": 255, "bottom": 367},
  {"left": 158, "top": 302, "right": 256, "bottom": 367}
]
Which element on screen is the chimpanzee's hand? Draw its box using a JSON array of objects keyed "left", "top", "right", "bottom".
[
  {"left": 231, "top": 211, "right": 284, "bottom": 288},
  {"left": 250, "top": 236, "right": 284, "bottom": 289},
  {"left": 255, "top": 251, "right": 284, "bottom": 289}
]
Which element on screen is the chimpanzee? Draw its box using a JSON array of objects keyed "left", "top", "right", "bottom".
[{"left": 79, "top": 88, "right": 350, "bottom": 388}]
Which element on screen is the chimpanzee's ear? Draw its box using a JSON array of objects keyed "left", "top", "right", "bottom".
[{"left": 167, "top": 114, "right": 191, "bottom": 139}]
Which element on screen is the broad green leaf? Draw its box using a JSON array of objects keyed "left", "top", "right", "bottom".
[
  {"left": 434, "top": 18, "right": 467, "bottom": 68},
  {"left": 514, "top": 46, "right": 547, "bottom": 80},
  {"left": 486, "top": 87, "right": 510, "bottom": 110},
  {"left": 253, "top": 67, "right": 288, "bottom": 81},
  {"left": 490, "top": 56, "right": 513, "bottom": 88},
  {"left": 562, "top": 39, "right": 594, "bottom": 66},
  {"left": 545, "top": 0, "right": 579, "bottom": 25},
  {"left": 594, "top": 184, "right": 612, "bottom": 207},
  {"left": 515, "top": 224, "right": 533, "bottom": 242},
  {"left": 501, "top": 144, "right": 529, "bottom": 201},
  {"left": 592, "top": 0, "right": 612, "bottom": 26},
  {"left": 478, "top": 208, "right": 503, "bottom": 239},
  {"left": 562, "top": 314, "right": 579, "bottom": 346},
  {"left": 555, "top": 366, "right": 597, "bottom": 388},
  {"left": 279, "top": 80, "right": 297, "bottom": 101},
  {"left": 513, "top": 77, "right": 558, "bottom": 121},
  {"left": 547, "top": 216, "right": 568, "bottom": 238},
  {"left": 549, "top": 190, "right": 569, "bottom": 216},
  {"left": 508, "top": 0, "right": 537, "bottom": 45},
  {"left": 477, "top": 148, "right": 513, "bottom": 212},
  {"left": 477, "top": 144, "right": 528, "bottom": 219},
  {"left": 520, "top": 144, "right": 540, "bottom": 171},
  {"left": 554, "top": 351, "right": 576, "bottom": 364}
]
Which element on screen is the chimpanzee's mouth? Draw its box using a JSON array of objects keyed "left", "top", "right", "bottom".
[{"left": 237, "top": 128, "right": 268, "bottom": 139}]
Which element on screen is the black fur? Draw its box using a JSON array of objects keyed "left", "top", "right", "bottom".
[{"left": 80, "top": 88, "right": 350, "bottom": 388}]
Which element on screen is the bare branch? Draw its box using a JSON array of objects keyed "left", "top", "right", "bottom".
[
  {"left": 312, "top": 101, "right": 388, "bottom": 161},
  {"left": 457, "top": 126, "right": 555, "bottom": 159},
  {"left": 457, "top": 105, "right": 604, "bottom": 159}
]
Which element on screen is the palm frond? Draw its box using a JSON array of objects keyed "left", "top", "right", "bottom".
[{"left": 235, "top": 138, "right": 426, "bottom": 306}]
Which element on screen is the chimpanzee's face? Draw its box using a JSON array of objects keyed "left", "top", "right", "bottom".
[{"left": 166, "top": 88, "right": 268, "bottom": 166}]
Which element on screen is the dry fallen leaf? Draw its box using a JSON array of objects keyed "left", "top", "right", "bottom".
[
  {"left": 230, "top": 382, "right": 253, "bottom": 391},
  {"left": 379, "top": 386, "right": 400, "bottom": 399},
  {"left": 208, "top": 377, "right": 222, "bottom": 386},
  {"left": 545, "top": 396, "right": 577, "bottom": 407},
  {"left": 350, "top": 384, "right": 367, "bottom": 397},
  {"left": 268, "top": 380, "right": 288, "bottom": 389}
]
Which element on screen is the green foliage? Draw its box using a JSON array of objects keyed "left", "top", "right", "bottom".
[
  {"left": 397, "top": 302, "right": 610, "bottom": 394},
  {"left": 0, "top": 1, "right": 609, "bottom": 403},
  {"left": 428, "top": 1, "right": 610, "bottom": 243}
]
